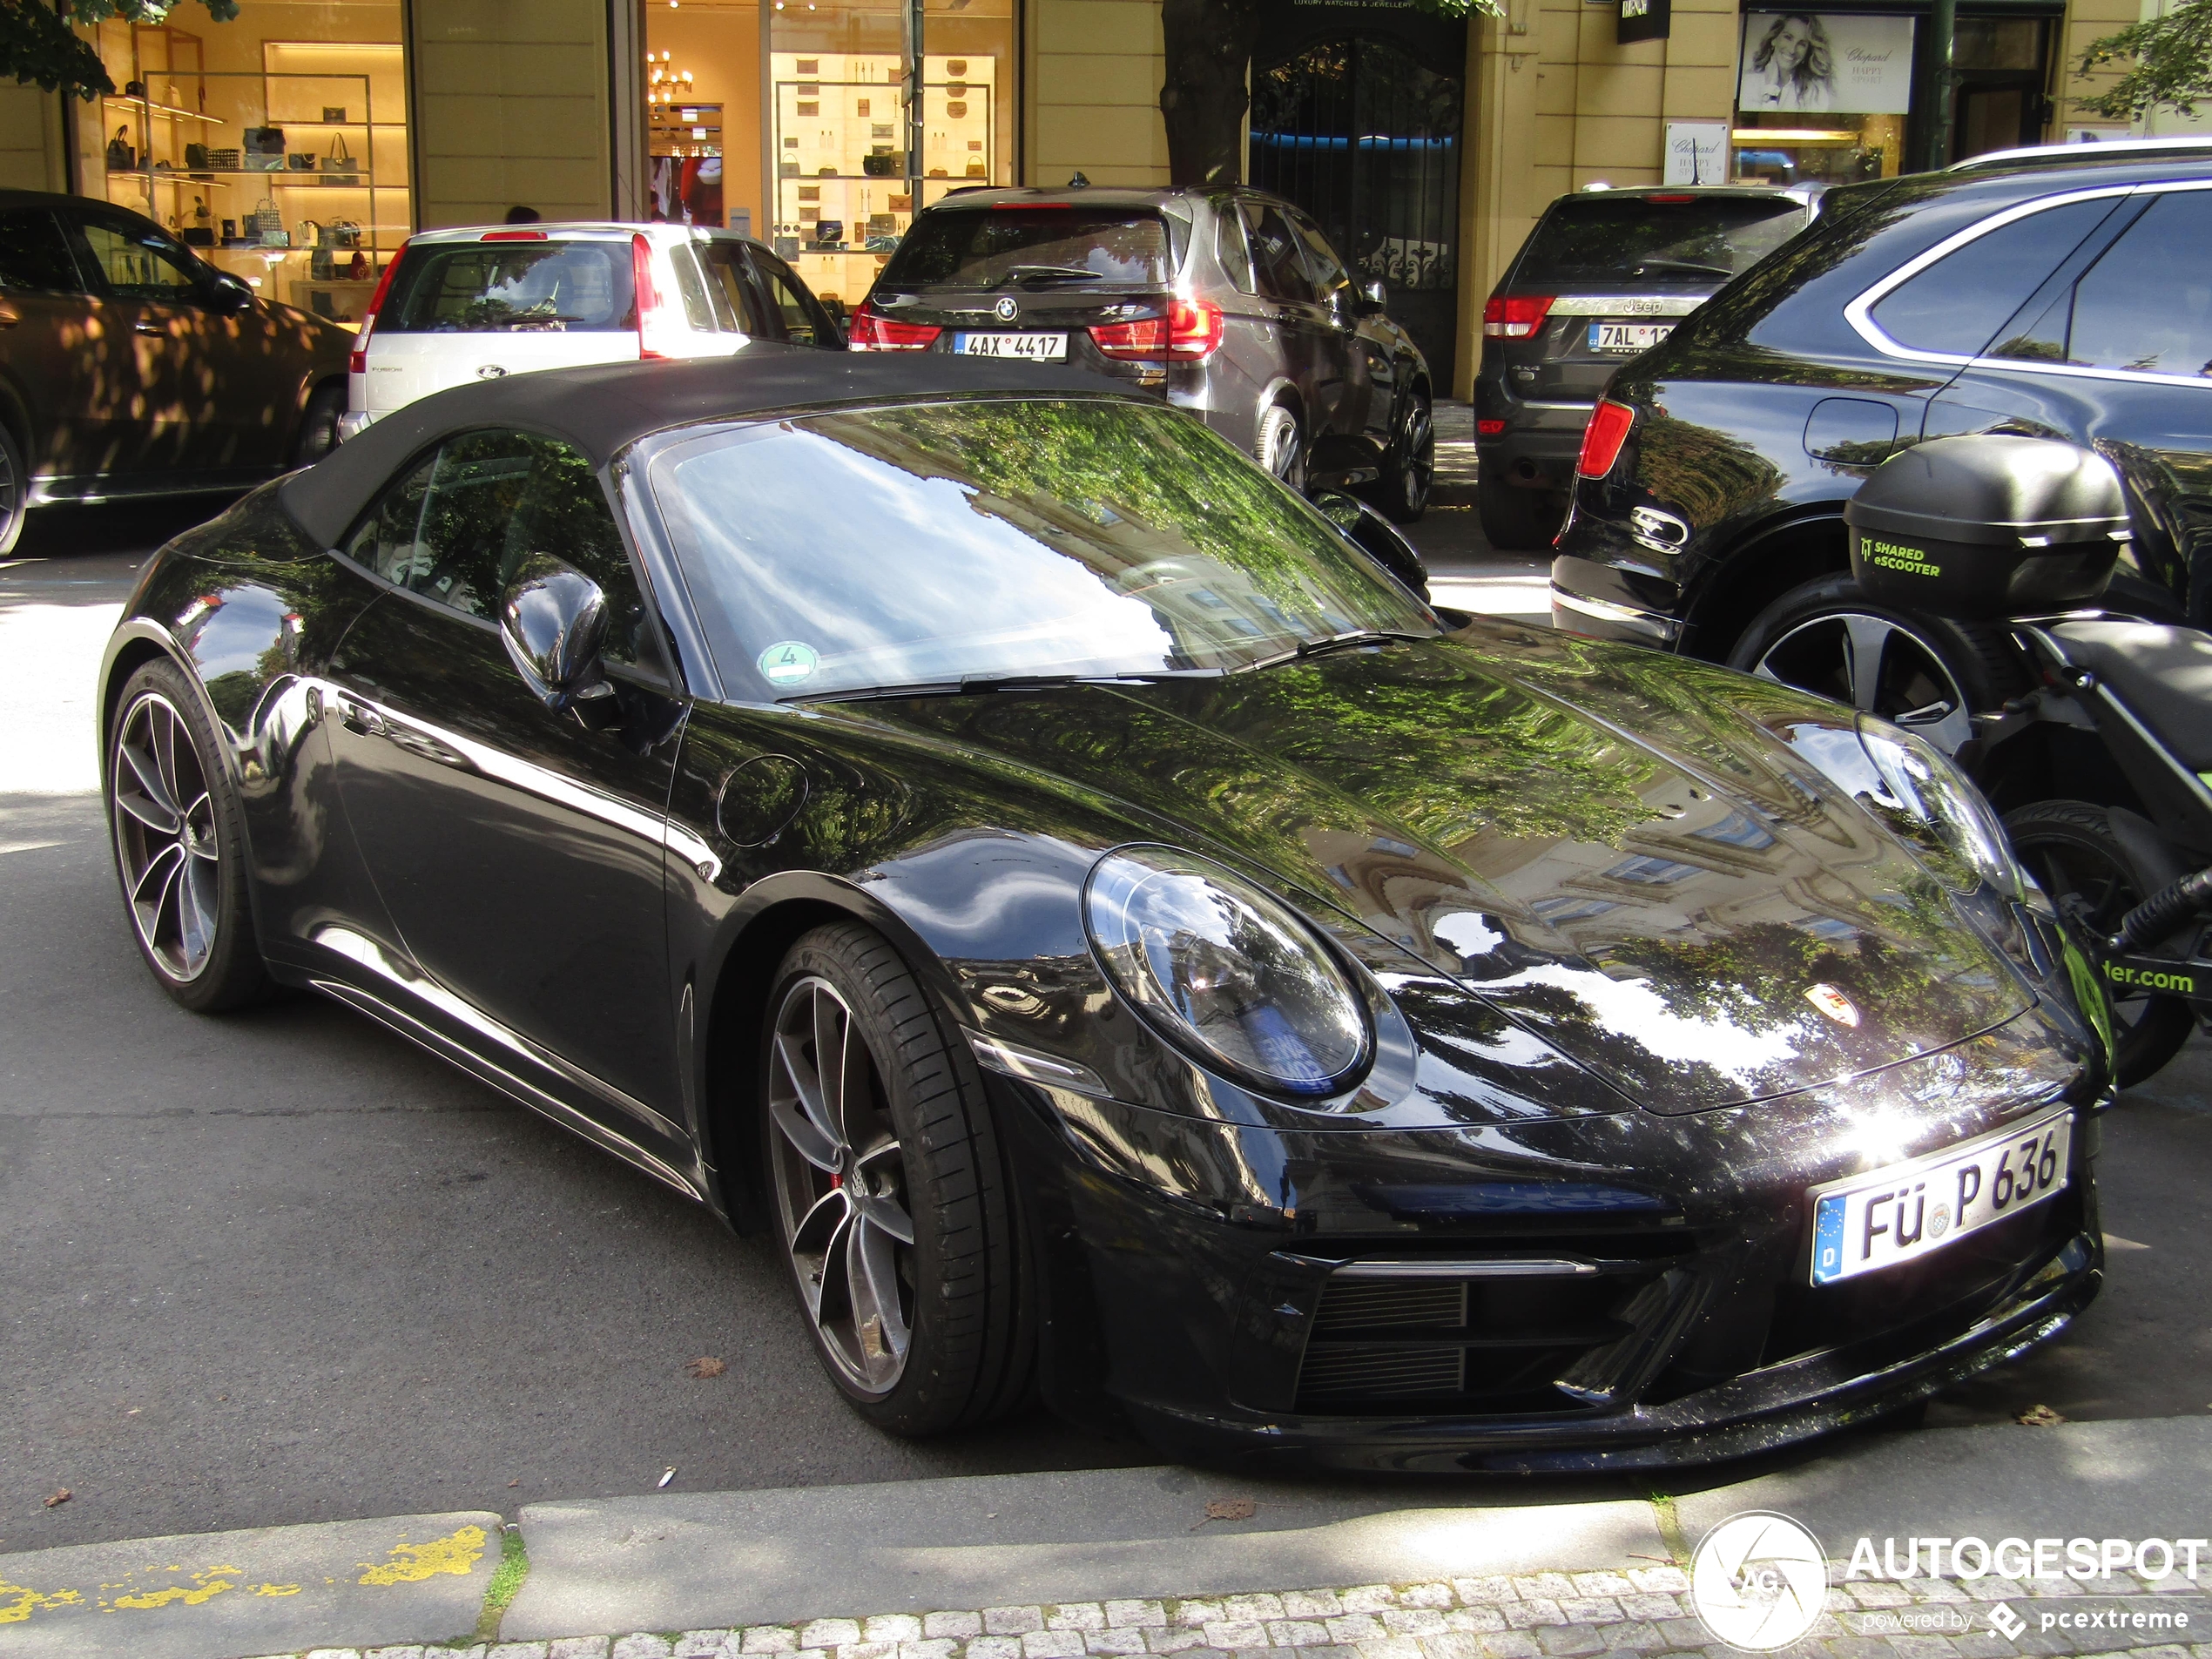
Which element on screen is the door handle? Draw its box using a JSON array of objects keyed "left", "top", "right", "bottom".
[
  {"left": 133, "top": 320, "right": 165, "bottom": 337},
  {"left": 336, "top": 698, "right": 384, "bottom": 737}
]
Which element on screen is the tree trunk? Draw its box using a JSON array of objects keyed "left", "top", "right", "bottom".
[{"left": 1158, "top": 0, "right": 1261, "bottom": 187}]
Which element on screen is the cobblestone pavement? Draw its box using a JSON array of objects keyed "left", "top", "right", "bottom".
[{"left": 237, "top": 1559, "right": 2211, "bottom": 1659}]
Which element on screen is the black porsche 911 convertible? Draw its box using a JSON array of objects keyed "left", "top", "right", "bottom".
[{"left": 99, "top": 347, "right": 2112, "bottom": 1472}]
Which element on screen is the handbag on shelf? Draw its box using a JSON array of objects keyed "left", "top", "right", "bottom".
[
  {"left": 105, "top": 126, "right": 136, "bottom": 172},
  {"left": 185, "top": 141, "right": 210, "bottom": 169},
  {"left": 244, "top": 127, "right": 286, "bottom": 171},
  {"left": 288, "top": 153, "right": 317, "bottom": 171},
  {"left": 861, "top": 151, "right": 900, "bottom": 177},
  {"left": 246, "top": 197, "right": 285, "bottom": 242},
  {"left": 321, "top": 105, "right": 347, "bottom": 123},
  {"left": 206, "top": 147, "right": 240, "bottom": 171},
  {"left": 329, "top": 219, "right": 361, "bottom": 247},
  {"left": 320, "top": 133, "right": 358, "bottom": 176}
]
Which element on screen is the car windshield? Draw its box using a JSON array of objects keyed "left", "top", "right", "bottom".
[
  {"left": 649, "top": 397, "right": 1435, "bottom": 700},
  {"left": 1515, "top": 195, "right": 1807, "bottom": 282},
  {"left": 379, "top": 240, "right": 637, "bottom": 333},
  {"left": 878, "top": 209, "right": 1176, "bottom": 288}
]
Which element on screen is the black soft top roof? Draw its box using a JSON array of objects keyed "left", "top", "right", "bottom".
[{"left": 277, "top": 343, "right": 1128, "bottom": 547}]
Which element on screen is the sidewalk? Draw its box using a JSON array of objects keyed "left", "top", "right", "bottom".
[{"left": 4, "top": 1417, "right": 2207, "bottom": 1659}]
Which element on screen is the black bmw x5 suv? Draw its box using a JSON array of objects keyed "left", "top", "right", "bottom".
[{"left": 1551, "top": 147, "right": 2212, "bottom": 767}]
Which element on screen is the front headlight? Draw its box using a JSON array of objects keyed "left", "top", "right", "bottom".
[
  {"left": 1851, "top": 717, "right": 2020, "bottom": 896},
  {"left": 1084, "top": 847, "right": 1371, "bottom": 1096}
]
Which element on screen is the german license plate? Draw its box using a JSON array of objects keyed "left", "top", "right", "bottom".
[
  {"left": 954, "top": 332, "right": 1068, "bottom": 361},
  {"left": 1589, "top": 321, "right": 1674, "bottom": 354},
  {"left": 1809, "top": 1103, "right": 2074, "bottom": 1285}
]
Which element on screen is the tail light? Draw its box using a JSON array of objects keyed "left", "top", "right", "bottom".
[
  {"left": 348, "top": 244, "right": 404, "bottom": 376},
  {"left": 1477, "top": 418, "right": 1506, "bottom": 436},
  {"left": 1167, "top": 297, "right": 1222, "bottom": 360},
  {"left": 632, "top": 233, "right": 677, "bottom": 360},
  {"left": 1482, "top": 295, "right": 1554, "bottom": 339},
  {"left": 1577, "top": 399, "right": 1637, "bottom": 478},
  {"left": 848, "top": 302, "right": 942, "bottom": 351},
  {"left": 1088, "top": 316, "right": 1167, "bottom": 361}
]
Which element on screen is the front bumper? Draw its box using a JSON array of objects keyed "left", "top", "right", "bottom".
[
  {"left": 1548, "top": 552, "right": 1684, "bottom": 645},
  {"left": 1000, "top": 1009, "right": 2106, "bottom": 1471}
]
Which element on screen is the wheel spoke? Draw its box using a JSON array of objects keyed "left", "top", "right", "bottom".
[
  {"left": 853, "top": 1143, "right": 914, "bottom": 1244},
  {"left": 846, "top": 1211, "right": 911, "bottom": 1386},
  {"left": 812, "top": 1200, "right": 856, "bottom": 1325},
  {"left": 813, "top": 985, "right": 849, "bottom": 1145},
  {"left": 770, "top": 1033, "right": 840, "bottom": 1170},
  {"left": 130, "top": 839, "right": 184, "bottom": 910},
  {"left": 175, "top": 857, "right": 217, "bottom": 973},
  {"left": 118, "top": 738, "right": 180, "bottom": 826},
  {"left": 114, "top": 778, "right": 181, "bottom": 835},
  {"left": 183, "top": 792, "right": 218, "bottom": 863},
  {"left": 154, "top": 701, "right": 185, "bottom": 810},
  {"left": 1841, "top": 614, "right": 1893, "bottom": 711}
]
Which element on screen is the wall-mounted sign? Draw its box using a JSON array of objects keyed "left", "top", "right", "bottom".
[
  {"left": 1619, "top": 0, "right": 1670, "bottom": 44},
  {"left": 1664, "top": 120, "right": 1730, "bottom": 183},
  {"left": 1738, "top": 12, "right": 1914, "bottom": 115}
]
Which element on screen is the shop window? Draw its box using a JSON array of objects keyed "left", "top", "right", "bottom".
[{"left": 1871, "top": 199, "right": 2115, "bottom": 357}]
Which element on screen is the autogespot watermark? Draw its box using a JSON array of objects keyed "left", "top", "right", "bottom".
[{"left": 1688, "top": 1513, "right": 2209, "bottom": 1652}]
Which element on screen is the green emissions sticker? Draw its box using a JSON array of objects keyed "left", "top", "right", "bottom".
[{"left": 757, "top": 640, "right": 819, "bottom": 686}]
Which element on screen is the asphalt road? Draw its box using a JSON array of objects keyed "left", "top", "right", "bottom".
[{"left": 2, "top": 494, "right": 2207, "bottom": 1559}]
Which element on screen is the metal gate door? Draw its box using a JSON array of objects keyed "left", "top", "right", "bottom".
[{"left": 1251, "top": 37, "right": 1464, "bottom": 389}]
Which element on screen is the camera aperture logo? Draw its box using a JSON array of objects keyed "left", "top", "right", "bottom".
[{"left": 1691, "top": 1511, "right": 1829, "bottom": 1650}]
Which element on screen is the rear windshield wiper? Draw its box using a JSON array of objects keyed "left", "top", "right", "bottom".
[
  {"left": 999, "top": 265, "right": 1105, "bottom": 285},
  {"left": 1242, "top": 630, "right": 1431, "bottom": 673},
  {"left": 1629, "top": 258, "right": 1734, "bottom": 278}
]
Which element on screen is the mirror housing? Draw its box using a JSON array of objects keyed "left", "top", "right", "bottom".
[
  {"left": 499, "top": 555, "right": 612, "bottom": 713},
  {"left": 1311, "top": 489, "right": 1429, "bottom": 602},
  {"left": 1357, "top": 277, "right": 1387, "bottom": 315},
  {"left": 204, "top": 273, "right": 255, "bottom": 314}
]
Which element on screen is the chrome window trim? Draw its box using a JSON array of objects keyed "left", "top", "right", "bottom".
[
  {"left": 1843, "top": 179, "right": 2212, "bottom": 394},
  {"left": 1548, "top": 295, "right": 1706, "bottom": 318}
]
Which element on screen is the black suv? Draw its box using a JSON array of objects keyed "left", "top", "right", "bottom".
[
  {"left": 850, "top": 185, "right": 1436, "bottom": 520},
  {"left": 1474, "top": 184, "right": 1821, "bottom": 550},
  {"left": 1551, "top": 150, "right": 2212, "bottom": 762}
]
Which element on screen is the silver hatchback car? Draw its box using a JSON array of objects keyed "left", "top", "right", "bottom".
[{"left": 848, "top": 185, "right": 1436, "bottom": 521}]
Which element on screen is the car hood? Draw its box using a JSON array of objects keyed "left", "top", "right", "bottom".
[{"left": 857, "top": 624, "right": 2033, "bottom": 1115}]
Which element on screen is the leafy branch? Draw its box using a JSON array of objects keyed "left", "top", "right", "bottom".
[
  {"left": 2, "top": 0, "right": 239, "bottom": 101},
  {"left": 2075, "top": 0, "right": 2212, "bottom": 121}
]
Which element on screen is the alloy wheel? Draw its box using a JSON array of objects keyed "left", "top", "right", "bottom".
[
  {"left": 767, "top": 973, "right": 917, "bottom": 1395},
  {"left": 1399, "top": 399, "right": 1433, "bottom": 514},
  {"left": 110, "top": 691, "right": 221, "bottom": 982},
  {"left": 1750, "top": 610, "right": 1976, "bottom": 755},
  {"left": 1261, "top": 408, "right": 1305, "bottom": 493}
]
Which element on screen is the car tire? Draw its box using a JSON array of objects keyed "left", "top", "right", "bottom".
[
  {"left": 106, "top": 658, "right": 275, "bottom": 1014},
  {"left": 292, "top": 381, "right": 346, "bottom": 469},
  {"left": 1727, "top": 574, "right": 2020, "bottom": 758},
  {"left": 2003, "top": 800, "right": 2199, "bottom": 1089},
  {"left": 0, "top": 418, "right": 27, "bottom": 557},
  {"left": 1257, "top": 402, "right": 1306, "bottom": 494},
  {"left": 1374, "top": 392, "right": 1433, "bottom": 524},
  {"left": 1477, "top": 473, "right": 1560, "bottom": 551},
  {"left": 760, "top": 921, "right": 1032, "bottom": 1436}
]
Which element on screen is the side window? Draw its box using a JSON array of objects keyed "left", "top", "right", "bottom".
[
  {"left": 667, "top": 244, "right": 718, "bottom": 332},
  {"left": 1868, "top": 199, "right": 2117, "bottom": 357},
  {"left": 1240, "top": 202, "right": 1315, "bottom": 304},
  {"left": 1215, "top": 202, "right": 1256, "bottom": 293},
  {"left": 0, "top": 209, "right": 88, "bottom": 293},
  {"left": 2066, "top": 192, "right": 2212, "bottom": 380},
  {"left": 340, "top": 432, "right": 655, "bottom": 669},
  {"left": 749, "top": 249, "right": 839, "bottom": 347},
  {"left": 507, "top": 439, "right": 657, "bottom": 669},
  {"left": 339, "top": 449, "right": 437, "bottom": 586},
  {"left": 693, "top": 239, "right": 770, "bottom": 334},
  {"left": 72, "top": 218, "right": 202, "bottom": 301},
  {"left": 1290, "top": 212, "right": 1351, "bottom": 306}
]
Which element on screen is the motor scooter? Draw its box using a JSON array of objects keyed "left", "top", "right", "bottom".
[{"left": 1844, "top": 436, "right": 2212, "bottom": 1087}]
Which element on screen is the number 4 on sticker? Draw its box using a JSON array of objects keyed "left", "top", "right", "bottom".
[{"left": 757, "top": 640, "right": 819, "bottom": 687}]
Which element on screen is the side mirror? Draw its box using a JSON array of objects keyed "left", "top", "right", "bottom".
[
  {"left": 498, "top": 555, "right": 612, "bottom": 713},
  {"left": 1358, "top": 277, "right": 1387, "bottom": 315},
  {"left": 1311, "top": 489, "right": 1428, "bottom": 603},
  {"left": 204, "top": 273, "right": 254, "bottom": 314}
]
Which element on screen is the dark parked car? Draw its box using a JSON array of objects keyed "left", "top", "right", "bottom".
[
  {"left": 1475, "top": 184, "right": 1822, "bottom": 550},
  {"left": 847, "top": 185, "right": 1436, "bottom": 521},
  {"left": 0, "top": 187, "right": 353, "bottom": 555},
  {"left": 1549, "top": 151, "right": 2212, "bottom": 772},
  {"left": 102, "top": 350, "right": 2106, "bottom": 1467}
]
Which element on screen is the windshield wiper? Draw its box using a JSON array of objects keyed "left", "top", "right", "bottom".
[
  {"left": 1629, "top": 259, "right": 1734, "bottom": 278},
  {"left": 999, "top": 264, "right": 1103, "bottom": 285},
  {"left": 1242, "top": 629, "right": 1431, "bottom": 673},
  {"left": 781, "top": 671, "right": 1222, "bottom": 705}
]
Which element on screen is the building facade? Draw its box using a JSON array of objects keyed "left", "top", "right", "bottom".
[{"left": 0, "top": 0, "right": 2151, "bottom": 397}]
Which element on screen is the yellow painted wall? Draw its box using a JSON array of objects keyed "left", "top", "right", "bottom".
[
  {"left": 409, "top": 0, "right": 612, "bottom": 226},
  {"left": 0, "top": 84, "right": 69, "bottom": 193},
  {"left": 1026, "top": 0, "right": 1169, "bottom": 185},
  {"left": 2061, "top": 0, "right": 2147, "bottom": 127}
]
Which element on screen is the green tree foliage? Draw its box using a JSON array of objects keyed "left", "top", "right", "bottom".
[
  {"left": 2076, "top": 0, "right": 2212, "bottom": 122},
  {"left": 3, "top": 0, "right": 239, "bottom": 100}
]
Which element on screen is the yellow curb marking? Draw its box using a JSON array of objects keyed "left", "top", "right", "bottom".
[
  {"left": 358, "top": 1523, "right": 488, "bottom": 1586},
  {"left": 111, "top": 1578, "right": 233, "bottom": 1610},
  {"left": 252, "top": 1581, "right": 303, "bottom": 1596},
  {"left": 1, "top": 1581, "right": 86, "bottom": 1624}
]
